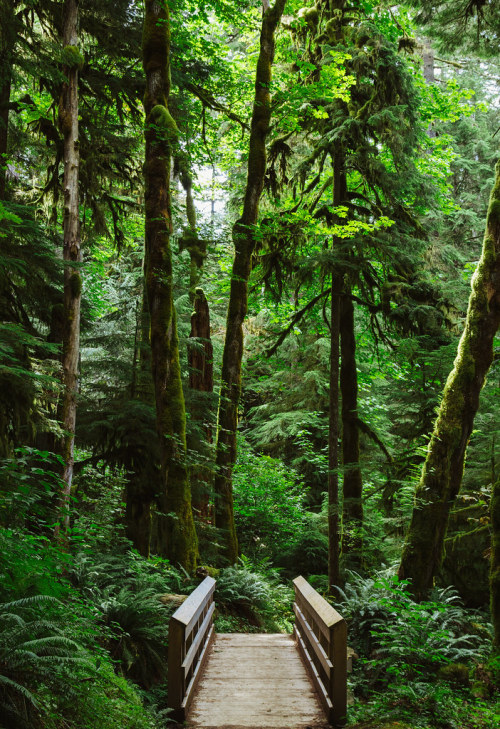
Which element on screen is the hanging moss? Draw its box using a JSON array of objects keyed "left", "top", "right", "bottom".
[
  {"left": 62, "top": 44, "right": 84, "bottom": 70},
  {"left": 149, "top": 104, "right": 178, "bottom": 144},
  {"left": 69, "top": 272, "right": 82, "bottom": 298}
]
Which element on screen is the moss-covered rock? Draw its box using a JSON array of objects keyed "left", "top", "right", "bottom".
[{"left": 438, "top": 662, "right": 470, "bottom": 686}]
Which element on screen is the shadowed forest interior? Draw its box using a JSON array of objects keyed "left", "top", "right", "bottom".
[{"left": 0, "top": 1, "right": 499, "bottom": 728}]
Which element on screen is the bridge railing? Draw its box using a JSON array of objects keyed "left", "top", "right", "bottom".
[
  {"left": 167, "top": 575, "right": 216, "bottom": 722},
  {"left": 293, "top": 575, "right": 347, "bottom": 726}
]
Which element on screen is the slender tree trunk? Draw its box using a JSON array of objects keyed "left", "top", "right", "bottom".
[
  {"left": 126, "top": 277, "right": 156, "bottom": 557},
  {"left": 328, "top": 275, "right": 341, "bottom": 590},
  {"left": 340, "top": 286, "right": 363, "bottom": 567},
  {"left": 55, "top": 0, "right": 81, "bottom": 538},
  {"left": 399, "top": 160, "right": 500, "bottom": 598},
  {"left": 142, "top": 0, "right": 197, "bottom": 571},
  {"left": 328, "top": 152, "right": 344, "bottom": 591},
  {"left": 188, "top": 289, "right": 214, "bottom": 520},
  {"left": 491, "top": 477, "right": 500, "bottom": 650},
  {"left": 213, "top": 0, "right": 286, "bottom": 564}
]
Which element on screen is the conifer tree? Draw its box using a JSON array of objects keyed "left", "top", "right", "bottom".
[
  {"left": 142, "top": 0, "right": 197, "bottom": 570},
  {"left": 399, "top": 161, "right": 500, "bottom": 597},
  {"left": 56, "top": 0, "right": 82, "bottom": 536}
]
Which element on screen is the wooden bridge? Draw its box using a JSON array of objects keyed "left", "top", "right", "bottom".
[{"left": 167, "top": 575, "right": 348, "bottom": 728}]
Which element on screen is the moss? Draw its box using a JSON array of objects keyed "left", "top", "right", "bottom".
[
  {"left": 62, "top": 44, "right": 84, "bottom": 70},
  {"left": 438, "top": 662, "right": 470, "bottom": 686},
  {"left": 58, "top": 105, "right": 72, "bottom": 135},
  {"left": 304, "top": 8, "right": 319, "bottom": 28},
  {"left": 149, "top": 104, "right": 178, "bottom": 145},
  {"left": 69, "top": 272, "right": 82, "bottom": 298}
]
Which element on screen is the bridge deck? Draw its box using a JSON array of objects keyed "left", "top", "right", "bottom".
[{"left": 187, "top": 633, "right": 326, "bottom": 728}]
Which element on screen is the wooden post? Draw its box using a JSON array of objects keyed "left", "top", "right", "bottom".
[
  {"left": 168, "top": 616, "right": 185, "bottom": 721},
  {"left": 329, "top": 619, "right": 347, "bottom": 726}
]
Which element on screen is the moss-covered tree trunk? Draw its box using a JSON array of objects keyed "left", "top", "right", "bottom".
[
  {"left": 213, "top": 0, "right": 286, "bottom": 564},
  {"left": 399, "top": 160, "right": 500, "bottom": 598},
  {"left": 142, "top": 0, "right": 196, "bottom": 571},
  {"left": 491, "top": 478, "right": 500, "bottom": 650},
  {"left": 0, "top": 1, "right": 17, "bottom": 200},
  {"left": 125, "top": 278, "right": 156, "bottom": 557},
  {"left": 340, "top": 287, "right": 363, "bottom": 567},
  {"left": 55, "top": 0, "right": 82, "bottom": 538}
]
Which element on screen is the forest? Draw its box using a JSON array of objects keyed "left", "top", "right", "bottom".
[{"left": 0, "top": 0, "right": 499, "bottom": 727}]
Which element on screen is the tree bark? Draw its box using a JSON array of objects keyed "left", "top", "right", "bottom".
[
  {"left": 491, "top": 477, "right": 500, "bottom": 650},
  {"left": 399, "top": 160, "right": 500, "bottom": 598},
  {"left": 142, "top": 0, "right": 197, "bottom": 571},
  {"left": 188, "top": 288, "right": 214, "bottom": 519},
  {"left": 328, "top": 151, "right": 344, "bottom": 592},
  {"left": 340, "top": 287, "right": 363, "bottom": 567},
  {"left": 0, "top": 1, "right": 16, "bottom": 200},
  {"left": 213, "top": 0, "right": 286, "bottom": 564},
  {"left": 55, "top": 0, "right": 81, "bottom": 538},
  {"left": 328, "top": 274, "right": 341, "bottom": 590}
]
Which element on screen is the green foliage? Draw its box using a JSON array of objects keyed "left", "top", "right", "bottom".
[
  {"left": 0, "top": 593, "right": 153, "bottom": 729},
  {"left": 232, "top": 442, "right": 306, "bottom": 560},
  {"left": 93, "top": 587, "right": 167, "bottom": 687},
  {"left": 0, "top": 448, "right": 63, "bottom": 532},
  {"left": 342, "top": 571, "right": 497, "bottom": 728},
  {"left": 277, "top": 515, "right": 329, "bottom": 577},
  {"left": 215, "top": 561, "right": 294, "bottom": 632}
]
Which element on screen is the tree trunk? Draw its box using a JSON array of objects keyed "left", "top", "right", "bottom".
[
  {"left": 328, "top": 151, "right": 344, "bottom": 592},
  {"left": 213, "top": 0, "right": 286, "bottom": 564},
  {"left": 491, "top": 477, "right": 500, "bottom": 650},
  {"left": 55, "top": 0, "right": 81, "bottom": 538},
  {"left": 142, "top": 0, "right": 197, "bottom": 571},
  {"left": 328, "top": 275, "right": 341, "bottom": 591},
  {"left": 0, "top": 1, "right": 18, "bottom": 200},
  {"left": 188, "top": 288, "right": 214, "bottom": 520},
  {"left": 399, "top": 160, "right": 500, "bottom": 598},
  {"left": 125, "top": 277, "right": 157, "bottom": 557},
  {"left": 340, "top": 287, "right": 363, "bottom": 567}
]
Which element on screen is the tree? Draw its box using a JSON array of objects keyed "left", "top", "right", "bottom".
[
  {"left": 399, "top": 160, "right": 500, "bottom": 597},
  {"left": 142, "top": 0, "right": 197, "bottom": 570},
  {"left": 213, "top": 0, "right": 287, "bottom": 564},
  {"left": 56, "top": 0, "right": 82, "bottom": 537},
  {"left": 491, "top": 476, "right": 500, "bottom": 649}
]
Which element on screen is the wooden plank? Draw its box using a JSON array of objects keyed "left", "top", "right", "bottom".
[
  {"left": 181, "top": 602, "right": 215, "bottom": 675},
  {"left": 171, "top": 576, "right": 215, "bottom": 631},
  {"left": 188, "top": 633, "right": 325, "bottom": 728},
  {"left": 293, "top": 602, "right": 333, "bottom": 678}
]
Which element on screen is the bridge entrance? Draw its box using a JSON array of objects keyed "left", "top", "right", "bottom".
[{"left": 167, "top": 576, "right": 348, "bottom": 728}]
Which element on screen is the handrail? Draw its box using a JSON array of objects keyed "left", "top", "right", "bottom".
[
  {"left": 167, "top": 576, "right": 216, "bottom": 721},
  {"left": 293, "top": 576, "right": 347, "bottom": 726}
]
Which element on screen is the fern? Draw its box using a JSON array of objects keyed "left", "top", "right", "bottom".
[{"left": 0, "top": 596, "right": 92, "bottom": 729}]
